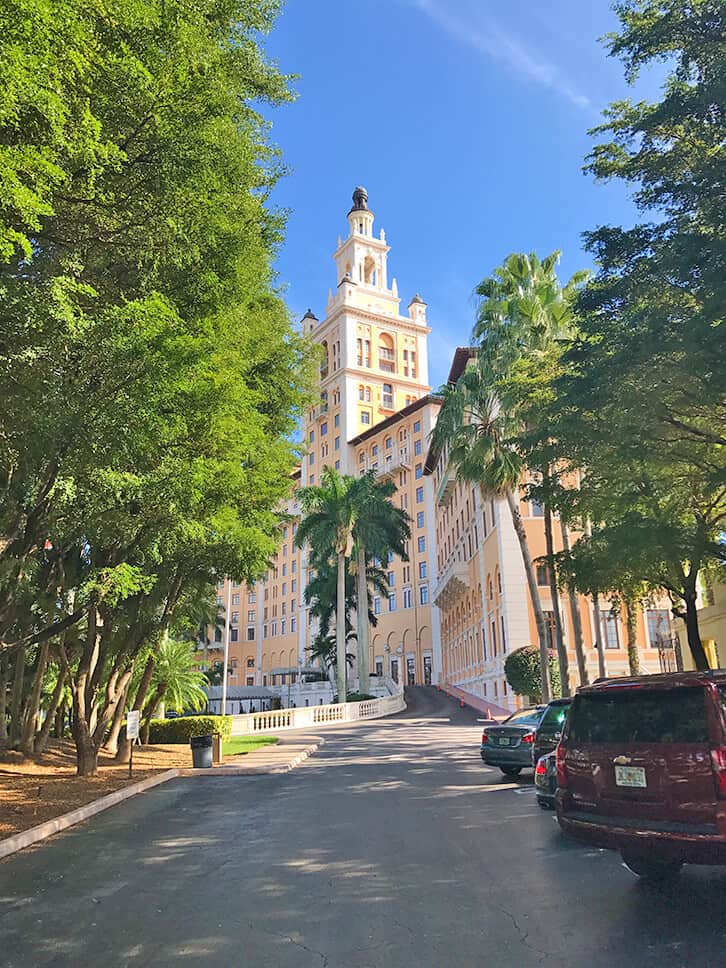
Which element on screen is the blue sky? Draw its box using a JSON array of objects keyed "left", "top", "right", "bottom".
[{"left": 263, "top": 0, "right": 661, "bottom": 389}]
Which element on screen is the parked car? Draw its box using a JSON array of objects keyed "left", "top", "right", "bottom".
[
  {"left": 480, "top": 706, "right": 547, "bottom": 776},
  {"left": 534, "top": 751, "right": 558, "bottom": 810},
  {"left": 533, "top": 697, "right": 572, "bottom": 766},
  {"left": 556, "top": 670, "right": 726, "bottom": 880}
]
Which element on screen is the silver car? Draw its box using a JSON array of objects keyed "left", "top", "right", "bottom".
[{"left": 480, "top": 706, "right": 547, "bottom": 776}]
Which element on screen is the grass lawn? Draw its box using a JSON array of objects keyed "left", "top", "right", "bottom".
[{"left": 222, "top": 735, "right": 279, "bottom": 758}]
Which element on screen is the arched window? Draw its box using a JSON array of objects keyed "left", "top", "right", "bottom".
[
  {"left": 320, "top": 341, "right": 329, "bottom": 379},
  {"left": 384, "top": 436, "right": 392, "bottom": 450},
  {"left": 378, "top": 333, "right": 395, "bottom": 373},
  {"left": 382, "top": 383, "right": 393, "bottom": 408}
]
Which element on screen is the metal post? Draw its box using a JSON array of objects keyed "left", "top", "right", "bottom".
[{"left": 220, "top": 580, "right": 232, "bottom": 717}]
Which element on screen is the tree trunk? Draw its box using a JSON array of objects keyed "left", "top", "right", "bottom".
[
  {"left": 560, "top": 522, "right": 588, "bottom": 687},
  {"left": 593, "top": 594, "right": 607, "bottom": 679},
  {"left": 103, "top": 677, "right": 131, "bottom": 755},
  {"left": 141, "top": 684, "right": 165, "bottom": 745},
  {"left": 35, "top": 663, "right": 68, "bottom": 754},
  {"left": 71, "top": 714, "right": 98, "bottom": 776},
  {"left": 8, "top": 645, "right": 26, "bottom": 747},
  {"left": 683, "top": 574, "right": 709, "bottom": 670},
  {"left": 504, "top": 487, "right": 551, "bottom": 702},
  {"left": 55, "top": 701, "right": 67, "bottom": 739},
  {"left": 336, "top": 551, "right": 347, "bottom": 703},
  {"left": 20, "top": 641, "right": 49, "bottom": 756},
  {"left": 355, "top": 546, "right": 370, "bottom": 697},
  {"left": 0, "top": 653, "right": 9, "bottom": 746},
  {"left": 625, "top": 598, "right": 641, "bottom": 675},
  {"left": 116, "top": 654, "right": 155, "bottom": 763},
  {"left": 543, "top": 495, "right": 569, "bottom": 697}
]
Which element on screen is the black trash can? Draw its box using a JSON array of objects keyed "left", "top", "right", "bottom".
[{"left": 190, "top": 734, "right": 213, "bottom": 769}]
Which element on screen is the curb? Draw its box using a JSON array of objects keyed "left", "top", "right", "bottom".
[{"left": 0, "top": 739, "right": 323, "bottom": 862}]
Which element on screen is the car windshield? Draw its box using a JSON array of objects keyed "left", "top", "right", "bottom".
[
  {"left": 567, "top": 687, "right": 710, "bottom": 745},
  {"left": 503, "top": 708, "right": 544, "bottom": 728},
  {"left": 538, "top": 702, "right": 571, "bottom": 736}
]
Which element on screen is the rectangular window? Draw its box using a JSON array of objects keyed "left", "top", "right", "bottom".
[
  {"left": 413, "top": 420, "right": 421, "bottom": 433},
  {"left": 418, "top": 561, "right": 427, "bottom": 579},
  {"left": 281, "top": 620, "right": 286, "bottom": 635},
  {"left": 230, "top": 627, "right": 239, "bottom": 642},
  {"left": 361, "top": 411, "right": 370, "bottom": 425},
  {"left": 373, "top": 596, "right": 381, "bottom": 615},
  {"left": 231, "top": 611, "right": 238, "bottom": 624},
  {"left": 602, "top": 613, "right": 620, "bottom": 649},
  {"left": 282, "top": 563, "right": 287, "bottom": 576},
  {"left": 320, "top": 421, "right": 327, "bottom": 436},
  {"left": 415, "top": 463, "right": 423, "bottom": 479},
  {"left": 291, "top": 579, "right": 297, "bottom": 593},
  {"left": 232, "top": 593, "right": 240, "bottom": 605},
  {"left": 246, "top": 676, "right": 254, "bottom": 686},
  {"left": 376, "top": 660, "right": 383, "bottom": 677},
  {"left": 247, "top": 610, "right": 255, "bottom": 623},
  {"left": 292, "top": 561, "right": 296, "bottom": 573},
  {"left": 271, "top": 622, "right": 277, "bottom": 637},
  {"left": 531, "top": 499, "right": 545, "bottom": 517},
  {"left": 291, "top": 616, "right": 297, "bottom": 632},
  {"left": 536, "top": 563, "right": 550, "bottom": 586},
  {"left": 500, "top": 615, "right": 506, "bottom": 653},
  {"left": 247, "top": 626, "right": 255, "bottom": 640},
  {"left": 403, "top": 587, "right": 412, "bottom": 608},
  {"left": 416, "top": 486, "right": 424, "bottom": 503},
  {"left": 388, "top": 594, "right": 396, "bottom": 612},
  {"left": 387, "top": 571, "right": 395, "bottom": 587},
  {"left": 417, "top": 536, "right": 426, "bottom": 553},
  {"left": 416, "top": 511, "right": 425, "bottom": 528},
  {"left": 334, "top": 436, "right": 340, "bottom": 450},
  {"left": 309, "top": 452, "right": 315, "bottom": 465},
  {"left": 419, "top": 584, "right": 429, "bottom": 605},
  {"left": 647, "top": 609, "right": 670, "bottom": 645},
  {"left": 309, "top": 430, "right": 314, "bottom": 443},
  {"left": 414, "top": 439, "right": 422, "bottom": 456}
]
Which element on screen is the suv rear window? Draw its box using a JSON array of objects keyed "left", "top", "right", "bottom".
[
  {"left": 567, "top": 687, "right": 710, "bottom": 745},
  {"left": 538, "top": 702, "right": 571, "bottom": 736}
]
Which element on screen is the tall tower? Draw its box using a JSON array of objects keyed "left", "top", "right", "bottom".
[{"left": 302, "top": 187, "right": 432, "bottom": 479}]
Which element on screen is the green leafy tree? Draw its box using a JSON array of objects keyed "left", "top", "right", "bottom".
[
  {"left": 549, "top": 0, "right": 725, "bottom": 671},
  {"left": 504, "top": 646, "right": 561, "bottom": 704}
]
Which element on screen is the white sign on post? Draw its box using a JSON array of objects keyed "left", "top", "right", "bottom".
[{"left": 126, "top": 709, "right": 140, "bottom": 740}]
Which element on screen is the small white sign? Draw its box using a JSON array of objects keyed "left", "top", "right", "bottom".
[{"left": 126, "top": 710, "right": 140, "bottom": 740}]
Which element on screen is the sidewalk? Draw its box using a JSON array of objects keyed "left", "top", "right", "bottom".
[{"left": 184, "top": 735, "right": 324, "bottom": 776}]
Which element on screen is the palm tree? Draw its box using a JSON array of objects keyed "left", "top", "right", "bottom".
[
  {"left": 472, "top": 251, "right": 590, "bottom": 695},
  {"left": 349, "top": 472, "right": 410, "bottom": 695},
  {"left": 140, "top": 638, "right": 207, "bottom": 741},
  {"left": 295, "top": 467, "right": 356, "bottom": 702},
  {"left": 432, "top": 368, "right": 553, "bottom": 702}
]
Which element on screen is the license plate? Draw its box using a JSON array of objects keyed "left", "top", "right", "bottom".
[
  {"left": 615, "top": 765, "right": 647, "bottom": 788},
  {"left": 498, "top": 737, "right": 511, "bottom": 746}
]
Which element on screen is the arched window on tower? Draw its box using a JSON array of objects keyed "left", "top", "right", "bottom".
[
  {"left": 320, "top": 341, "right": 329, "bottom": 379},
  {"left": 378, "top": 332, "right": 395, "bottom": 373}
]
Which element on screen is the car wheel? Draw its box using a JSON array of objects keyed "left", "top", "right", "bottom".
[
  {"left": 620, "top": 850, "right": 683, "bottom": 881},
  {"left": 500, "top": 766, "right": 522, "bottom": 776}
]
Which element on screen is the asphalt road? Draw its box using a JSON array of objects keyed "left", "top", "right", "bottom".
[{"left": 1, "top": 687, "right": 725, "bottom": 967}]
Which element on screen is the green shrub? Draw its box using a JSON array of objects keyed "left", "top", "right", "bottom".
[
  {"left": 346, "top": 692, "right": 375, "bottom": 702},
  {"left": 148, "top": 715, "right": 232, "bottom": 744},
  {"left": 504, "top": 647, "right": 561, "bottom": 703}
]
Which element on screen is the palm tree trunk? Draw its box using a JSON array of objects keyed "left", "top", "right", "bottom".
[
  {"left": 593, "top": 594, "right": 607, "bottom": 679},
  {"left": 543, "top": 496, "right": 569, "bottom": 697},
  {"left": 116, "top": 654, "right": 155, "bottom": 763},
  {"left": 355, "top": 546, "right": 370, "bottom": 696},
  {"left": 0, "top": 653, "right": 9, "bottom": 747},
  {"left": 559, "top": 522, "right": 588, "bottom": 686},
  {"left": 625, "top": 598, "right": 641, "bottom": 675},
  {"left": 103, "top": 676, "right": 131, "bottom": 755},
  {"left": 336, "top": 552, "right": 347, "bottom": 702},
  {"left": 34, "top": 661, "right": 67, "bottom": 754},
  {"left": 504, "top": 487, "right": 552, "bottom": 702}
]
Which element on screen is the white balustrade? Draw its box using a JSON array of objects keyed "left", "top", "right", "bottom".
[{"left": 229, "top": 692, "right": 406, "bottom": 736}]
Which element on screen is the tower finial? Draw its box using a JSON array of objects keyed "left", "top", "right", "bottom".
[{"left": 349, "top": 186, "right": 369, "bottom": 213}]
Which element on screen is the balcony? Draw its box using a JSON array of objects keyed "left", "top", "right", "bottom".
[
  {"left": 436, "top": 468, "right": 455, "bottom": 507},
  {"left": 379, "top": 359, "right": 396, "bottom": 374},
  {"left": 376, "top": 446, "right": 410, "bottom": 481},
  {"left": 319, "top": 365, "right": 329, "bottom": 380},
  {"left": 432, "top": 559, "right": 472, "bottom": 610}
]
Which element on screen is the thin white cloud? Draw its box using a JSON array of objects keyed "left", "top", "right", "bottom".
[{"left": 407, "top": 0, "right": 591, "bottom": 110}]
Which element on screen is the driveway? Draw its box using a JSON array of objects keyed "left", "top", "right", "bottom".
[{"left": 1, "top": 686, "right": 724, "bottom": 966}]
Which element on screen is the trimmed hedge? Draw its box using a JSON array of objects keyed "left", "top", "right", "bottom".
[{"left": 148, "top": 715, "right": 232, "bottom": 744}]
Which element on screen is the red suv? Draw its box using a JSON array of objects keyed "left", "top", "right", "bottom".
[{"left": 555, "top": 671, "right": 726, "bottom": 879}]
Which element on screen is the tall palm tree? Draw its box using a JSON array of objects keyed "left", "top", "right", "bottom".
[
  {"left": 432, "top": 368, "right": 553, "bottom": 702},
  {"left": 295, "top": 467, "right": 356, "bottom": 702},
  {"left": 472, "top": 251, "right": 590, "bottom": 694},
  {"left": 349, "top": 472, "right": 410, "bottom": 695}
]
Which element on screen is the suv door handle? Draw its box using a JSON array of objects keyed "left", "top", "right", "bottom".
[{"left": 613, "top": 755, "right": 632, "bottom": 765}]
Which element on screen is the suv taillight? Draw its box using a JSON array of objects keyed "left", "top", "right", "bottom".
[
  {"left": 556, "top": 743, "right": 567, "bottom": 789},
  {"left": 711, "top": 748, "right": 726, "bottom": 799},
  {"left": 481, "top": 732, "right": 488, "bottom": 744}
]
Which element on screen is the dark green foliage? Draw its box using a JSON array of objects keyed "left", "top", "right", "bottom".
[
  {"left": 504, "top": 647, "right": 561, "bottom": 704},
  {"left": 147, "top": 715, "right": 232, "bottom": 744}
]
